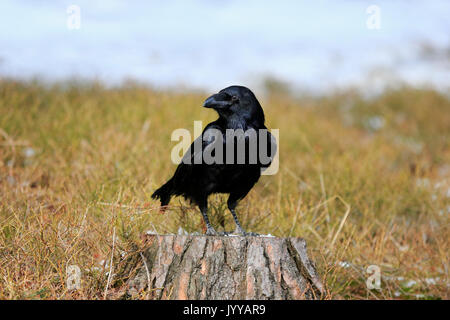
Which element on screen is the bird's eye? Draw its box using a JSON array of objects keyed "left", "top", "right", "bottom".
[{"left": 231, "top": 95, "right": 238, "bottom": 101}]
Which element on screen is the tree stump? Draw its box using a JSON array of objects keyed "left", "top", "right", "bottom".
[{"left": 124, "top": 234, "right": 324, "bottom": 300}]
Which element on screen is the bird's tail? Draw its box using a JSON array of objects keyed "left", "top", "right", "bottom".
[{"left": 151, "top": 178, "right": 174, "bottom": 211}]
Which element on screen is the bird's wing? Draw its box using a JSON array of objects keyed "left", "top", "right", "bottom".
[
  {"left": 259, "top": 128, "right": 277, "bottom": 169},
  {"left": 169, "top": 124, "right": 223, "bottom": 189},
  {"left": 180, "top": 124, "right": 223, "bottom": 165},
  {"left": 226, "top": 125, "right": 277, "bottom": 168}
]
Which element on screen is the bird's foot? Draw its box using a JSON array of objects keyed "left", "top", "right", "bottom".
[
  {"left": 205, "top": 227, "right": 219, "bottom": 236},
  {"left": 213, "top": 228, "right": 260, "bottom": 237},
  {"left": 244, "top": 231, "right": 260, "bottom": 237},
  {"left": 232, "top": 226, "right": 259, "bottom": 237}
]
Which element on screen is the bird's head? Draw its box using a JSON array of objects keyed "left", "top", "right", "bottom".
[{"left": 203, "top": 86, "right": 265, "bottom": 126}]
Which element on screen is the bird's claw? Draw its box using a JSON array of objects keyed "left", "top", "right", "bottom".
[
  {"left": 219, "top": 227, "right": 260, "bottom": 237},
  {"left": 205, "top": 227, "right": 259, "bottom": 237},
  {"left": 236, "top": 230, "right": 259, "bottom": 237},
  {"left": 242, "top": 231, "right": 260, "bottom": 237},
  {"left": 205, "top": 227, "right": 218, "bottom": 236}
]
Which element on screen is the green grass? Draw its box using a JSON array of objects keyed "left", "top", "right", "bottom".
[{"left": 0, "top": 79, "right": 448, "bottom": 299}]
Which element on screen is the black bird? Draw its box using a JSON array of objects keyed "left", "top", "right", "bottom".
[{"left": 151, "top": 85, "right": 276, "bottom": 236}]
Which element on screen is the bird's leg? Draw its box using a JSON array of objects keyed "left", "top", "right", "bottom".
[
  {"left": 198, "top": 201, "right": 217, "bottom": 236},
  {"left": 227, "top": 197, "right": 259, "bottom": 236},
  {"left": 230, "top": 208, "right": 246, "bottom": 235}
]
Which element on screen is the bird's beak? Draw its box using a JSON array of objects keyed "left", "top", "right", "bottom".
[
  {"left": 203, "top": 95, "right": 216, "bottom": 108},
  {"left": 203, "top": 93, "right": 228, "bottom": 109}
]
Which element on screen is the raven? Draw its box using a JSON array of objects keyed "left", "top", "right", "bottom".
[{"left": 151, "top": 86, "right": 276, "bottom": 236}]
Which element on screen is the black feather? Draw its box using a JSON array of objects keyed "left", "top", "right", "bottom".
[{"left": 151, "top": 85, "right": 276, "bottom": 235}]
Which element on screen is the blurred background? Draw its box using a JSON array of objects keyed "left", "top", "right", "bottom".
[
  {"left": 1, "top": 0, "right": 449, "bottom": 94},
  {"left": 0, "top": 1, "right": 449, "bottom": 300}
]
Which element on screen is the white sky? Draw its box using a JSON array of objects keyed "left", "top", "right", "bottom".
[{"left": 0, "top": 0, "right": 449, "bottom": 93}]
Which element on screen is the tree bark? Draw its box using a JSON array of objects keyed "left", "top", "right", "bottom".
[{"left": 123, "top": 234, "right": 324, "bottom": 300}]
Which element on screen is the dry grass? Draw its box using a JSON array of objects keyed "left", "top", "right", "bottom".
[{"left": 0, "top": 79, "right": 448, "bottom": 299}]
